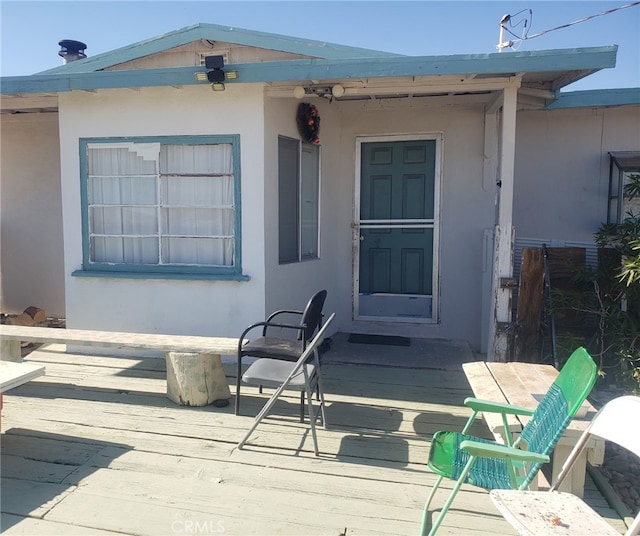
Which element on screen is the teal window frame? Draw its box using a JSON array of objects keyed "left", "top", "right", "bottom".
[{"left": 75, "top": 135, "right": 245, "bottom": 280}]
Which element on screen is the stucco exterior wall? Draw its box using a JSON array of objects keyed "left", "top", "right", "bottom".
[
  {"left": 514, "top": 104, "right": 640, "bottom": 242},
  {"left": 337, "top": 100, "right": 494, "bottom": 345},
  {"left": 260, "top": 97, "right": 494, "bottom": 346},
  {"left": 57, "top": 84, "right": 267, "bottom": 338},
  {"left": 0, "top": 112, "right": 65, "bottom": 317},
  {"left": 261, "top": 97, "right": 344, "bottom": 326},
  {"left": 4, "top": 84, "right": 637, "bottom": 353}
]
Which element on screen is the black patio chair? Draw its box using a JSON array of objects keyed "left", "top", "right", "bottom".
[{"left": 235, "top": 289, "right": 327, "bottom": 416}]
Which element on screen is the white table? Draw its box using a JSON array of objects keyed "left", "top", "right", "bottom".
[
  {"left": 1, "top": 360, "right": 45, "bottom": 391},
  {"left": 1, "top": 360, "right": 46, "bottom": 431},
  {"left": 490, "top": 489, "right": 621, "bottom": 535}
]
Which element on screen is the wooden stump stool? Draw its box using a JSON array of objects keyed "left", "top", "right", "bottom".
[
  {"left": 0, "top": 339, "right": 22, "bottom": 362},
  {"left": 165, "top": 352, "right": 231, "bottom": 407}
]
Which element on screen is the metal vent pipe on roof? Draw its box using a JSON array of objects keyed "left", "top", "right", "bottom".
[{"left": 58, "top": 39, "right": 87, "bottom": 63}]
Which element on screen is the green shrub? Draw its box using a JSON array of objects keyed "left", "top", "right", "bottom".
[
  {"left": 551, "top": 174, "right": 640, "bottom": 393},
  {"left": 589, "top": 174, "right": 640, "bottom": 392}
]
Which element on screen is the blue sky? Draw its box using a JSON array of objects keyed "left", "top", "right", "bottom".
[{"left": 1, "top": 1, "right": 638, "bottom": 91}]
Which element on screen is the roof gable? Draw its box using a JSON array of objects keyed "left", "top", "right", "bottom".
[{"left": 39, "top": 22, "right": 402, "bottom": 75}]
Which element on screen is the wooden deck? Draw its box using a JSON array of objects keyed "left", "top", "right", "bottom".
[{"left": 0, "top": 342, "right": 628, "bottom": 535}]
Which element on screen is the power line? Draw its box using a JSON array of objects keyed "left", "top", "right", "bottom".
[{"left": 498, "top": 1, "right": 640, "bottom": 51}]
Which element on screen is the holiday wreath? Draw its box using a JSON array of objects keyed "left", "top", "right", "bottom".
[{"left": 296, "top": 103, "right": 320, "bottom": 144}]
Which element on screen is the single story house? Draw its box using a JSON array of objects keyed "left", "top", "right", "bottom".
[{"left": 1, "top": 23, "right": 639, "bottom": 359}]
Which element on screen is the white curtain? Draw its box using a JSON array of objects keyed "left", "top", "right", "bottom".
[{"left": 87, "top": 142, "right": 234, "bottom": 267}]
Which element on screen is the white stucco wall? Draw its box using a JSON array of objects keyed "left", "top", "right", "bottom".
[
  {"left": 261, "top": 96, "right": 494, "bottom": 347},
  {"left": 514, "top": 104, "right": 640, "bottom": 242},
  {"left": 57, "top": 85, "right": 267, "bottom": 338},
  {"left": 338, "top": 100, "right": 494, "bottom": 345},
  {"left": 261, "top": 97, "right": 345, "bottom": 328},
  {"left": 0, "top": 112, "right": 65, "bottom": 317},
  {"left": 4, "top": 83, "right": 637, "bottom": 353}
]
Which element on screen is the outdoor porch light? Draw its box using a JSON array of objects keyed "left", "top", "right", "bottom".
[
  {"left": 293, "top": 84, "right": 345, "bottom": 100},
  {"left": 194, "top": 55, "right": 238, "bottom": 91},
  {"left": 331, "top": 84, "right": 345, "bottom": 98},
  {"left": 207, "top": 69, "right": 225, "bottom": 83}
]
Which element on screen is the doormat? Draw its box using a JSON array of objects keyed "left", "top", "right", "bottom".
[{"left": 347, "top": 334, "right": 411, "bottom": 346}]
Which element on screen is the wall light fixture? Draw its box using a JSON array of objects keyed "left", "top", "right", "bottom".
[
  {"left": 194, "top": 55, "right": 238, "bottom": 91},
  {"left": 293, "top": 84, "right": 346, "bottom": 100}
]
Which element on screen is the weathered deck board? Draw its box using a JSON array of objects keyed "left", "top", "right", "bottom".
[
  {"left": 0, "top": 345, "right": 628, "bottom": 535},
  {"left": 4, "top": 398, "right": 487, "bottom": 469}
]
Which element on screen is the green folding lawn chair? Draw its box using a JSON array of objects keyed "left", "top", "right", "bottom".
[{"left": 420, "top": 346, "right": 598, "bottom": 536}]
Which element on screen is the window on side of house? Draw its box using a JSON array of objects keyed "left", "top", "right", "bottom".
[
  {"left": 608, "top": 152, "right": 640, "bottom": 224},
  {"left": 278, "top": 136, "right": 320, "bottom": 264},
  {"left": 79, "top": 135, "right": 242, "bottom": 277}
]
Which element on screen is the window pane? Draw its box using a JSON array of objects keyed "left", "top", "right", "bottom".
[
  {"left": 88, "top": 176, "right": 157, "bottom": 205},
  {"left": 623, "top": 171, "right": 640, "bottom": 219},
  {"left": 159, "top": 143, "right": 235, "bottom": 267},
  {"left": 301, "top": 143, "right": 319, "bottom": 259},
  {"left": 161, "top": 176, "right": 233, "bottom": 206},
  {"left": 87, "top": 145, "right": 159, "bottom": 264},
  {"left": 91, "top": 236, "right": 159, "bottom": 264},
  {"left": 88, "top": 146, "right": 157, "bottom": 177},
  {"left": 90, "top": 206, "right": 157, "bottom": 235},
  {"left": 162, "top": 237, "right": 233, "bottom": 266},
  {"left": 85, "top": 139, "right": 238, "bottom": 272},
  {"left": 161, "top": 144, "right": 232, "bottom": 175},
  {"left": 278, "top": 137, "right": 299, "bottom": 263},
  {"left": 161, "top": 207, "right": 234, "bottom": 237}
]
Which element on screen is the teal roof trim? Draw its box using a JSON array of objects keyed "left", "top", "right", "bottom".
[
  {"left": 224, "top": 46, "right": 618, "bottom": 82},
  {"left": 1, "top": 46, "right": 618, "bottom": 96},
  {"left": 547, "top": 88, "right": 640, "bottom": 109},
  {"left": 39, "top": 22, "right": 401, "bottom": 75}
]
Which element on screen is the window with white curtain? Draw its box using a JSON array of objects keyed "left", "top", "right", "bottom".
[
  {"left": 80, "top": 136, "right": 242, "bottom": 277},
  {"left": 278, "top": 136, "right": 320, "bottom": 264}
]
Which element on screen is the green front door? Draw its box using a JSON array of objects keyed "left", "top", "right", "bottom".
[{"left": 356, "top": 138, "right": 438, "bottom": 321}]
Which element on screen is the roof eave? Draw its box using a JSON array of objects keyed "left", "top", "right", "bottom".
[
  {"left": 546, "top": 87, "right": 640, "bottom": 109},
  {"left": 1, "top": 46, "right": 618, "bottom": 96}
]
